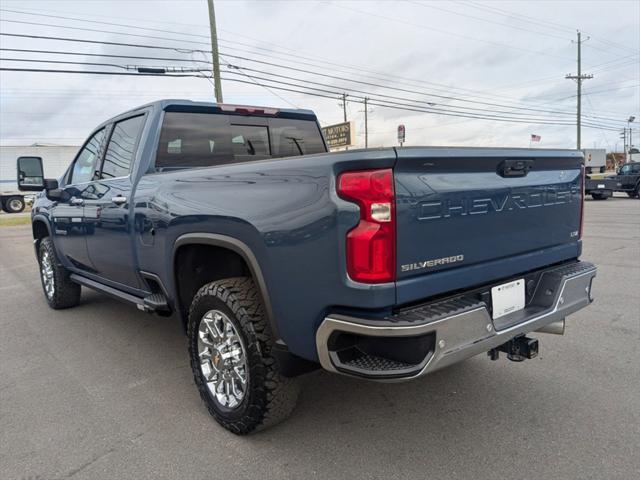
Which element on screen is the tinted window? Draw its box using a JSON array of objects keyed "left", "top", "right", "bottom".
[
  {"left": 268, "top": 117, "right": 326, "bottom": 157},
  {"left": 231, "top": 125, "right": 270, "bottom": 157},
  {"left": 101, "top": 115, "right": 145, "bottom": 179},
  {"left": 70, "top": 128, "right": 105, "bottom": 184},
  {"left": 155, "top": 112, "right": 325, "bottom": 170},
  {"left": 156, "top": 112, "right": 233, "bottom": 170}
]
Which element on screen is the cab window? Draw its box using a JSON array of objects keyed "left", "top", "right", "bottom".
[
  {"left": 100, "top": 115, "right": 145, "bottom": 179},
  {"left": 70, "top": 128, "right": 106, "bottom": 184}
]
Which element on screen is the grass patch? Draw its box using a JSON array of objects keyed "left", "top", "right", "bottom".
[{"left": 0, "top": 215, "right": 31, "bottom": 227}]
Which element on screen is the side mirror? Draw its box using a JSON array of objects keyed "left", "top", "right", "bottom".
[
  {"left": 44, "top": 180, "right": 67, "bottom": 201},
  {"left": 17, "top": 156, "right": 45, "bottom": 191}
]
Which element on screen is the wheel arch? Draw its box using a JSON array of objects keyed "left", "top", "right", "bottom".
[
  {"left": 172, "top": 233, "right": 279, "bottom": 340},
  {"left": 31, "top": 215, "right": 53, "bottom": 255}
]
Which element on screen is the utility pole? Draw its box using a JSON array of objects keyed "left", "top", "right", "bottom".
[
  {"left": 620, "top": 129, "right": 627, "bottom": 162},
  {"left": 339, "top": 93, "right": 349, "bottom": 150},
  {"left": 565, "top": 31, "right": 593, "bottom": 150},
  {"left": 628, "top": 116, "right": 636, "bottom": 160},
  {"left": 207, "top": 0, "right": 223, "bottom": 103},
  {"left": 341, "top": 93, "right": 348, "bottom": 122},
  {"left": 364, "top": 97, "right": 369, "bottom": 148}
]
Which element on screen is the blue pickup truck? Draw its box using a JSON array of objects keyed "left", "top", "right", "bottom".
[{"left": 18, "top": 100, "right": 597, "bottom": 434}]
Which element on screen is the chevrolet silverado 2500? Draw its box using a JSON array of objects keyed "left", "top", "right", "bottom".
[{"left": 19, "top": 100, "right": 597, "bottom": 434}]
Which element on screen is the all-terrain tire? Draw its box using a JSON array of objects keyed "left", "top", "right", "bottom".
[
  {"left": 187, "top": 277, "right": 300, "bottom": 434},
  {"left": 38, "top": 237, "right": 81, "bottom": 309},
  {"left": 591, "top": 193, "right": 608, "bottom": 200}
]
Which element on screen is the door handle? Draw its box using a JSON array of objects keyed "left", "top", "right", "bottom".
[
  {"left": 111, "top": 195, "right": 127, "bottom": 205},
  {"left": 70, "top": 197, "right": 84, "bottom": 205},
  {"left": 498, "top": 159, "right": 534, "bottom": 177}
]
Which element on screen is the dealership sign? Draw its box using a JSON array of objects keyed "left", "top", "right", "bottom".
[{"left": 322, "top": 121, "right": 354, "bottom": 149}]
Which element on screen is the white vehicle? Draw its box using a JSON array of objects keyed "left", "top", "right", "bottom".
[
  {"left": 1, "top": 145, "right": 78, "bottom": 213},
  {"left": 582, "top": 148, "right": 606, "bottom": 174}
]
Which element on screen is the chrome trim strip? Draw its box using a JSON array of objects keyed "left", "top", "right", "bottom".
[{"left": 316, "top": 265, "right": 596, "bottom": 382}]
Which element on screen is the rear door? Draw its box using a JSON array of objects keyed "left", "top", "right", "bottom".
[
  {"left": 394, "top": 148, "right": 583, "bottom": 291},
  {"left": 83, "top": 114, "right": 146, "bottom": 289}
]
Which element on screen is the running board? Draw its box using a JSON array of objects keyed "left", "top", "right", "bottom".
[
  {"left": 143, "top": 292, "right": 170, "bottom": 313},
  {"left": 70, "top": 274, "right": 145, "bottom": 308},
  {"left": 70, "top": 274, "right": 171, "bottom": 314}
]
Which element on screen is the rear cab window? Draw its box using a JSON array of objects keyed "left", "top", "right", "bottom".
[{"left": 155, "top": 110, "right": 326, "bottom": 171}]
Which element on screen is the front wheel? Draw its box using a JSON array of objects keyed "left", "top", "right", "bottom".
[
  {"left": 187, "top": 277, "right": 300, "bottom": 434},
  {"left": 38, "top": 237, "right": 81, "bottom": 309}
]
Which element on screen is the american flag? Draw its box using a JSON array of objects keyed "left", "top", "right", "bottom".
[{"left": 531, "top": 134, "right": 541, "bottom": 142}]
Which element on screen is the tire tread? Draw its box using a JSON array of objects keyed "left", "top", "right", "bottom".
[
  {"left": 187, "top": 277, "right": 299, "bottom": 434},
  {"left": 39, "top": 237, "right": 81, "bottom": 309}
]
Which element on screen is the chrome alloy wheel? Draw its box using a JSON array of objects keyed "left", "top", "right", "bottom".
[
  {"left": 40, "top": 250, "right": 55, "bottom": 300},
  {"left": 197, "top": 310, "right": 248, "bottom": 409}
]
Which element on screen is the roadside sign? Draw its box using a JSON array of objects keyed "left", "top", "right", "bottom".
[
  {"left": 322, "top": 121, "right": 354, "bottom": 149},
  {"left": 397, "top": 124, "right": 406, "bottom": 146}
]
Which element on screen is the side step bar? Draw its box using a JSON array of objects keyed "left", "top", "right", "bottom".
[{"left": 69, "top": 274, "right": 170, "bottom": 313}]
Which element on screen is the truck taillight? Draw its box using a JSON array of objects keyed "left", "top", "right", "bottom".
[
  {"left": 579, "top": 164, "right": 585, "bottom": 239},
  {"left": 337, "top": 168, "right": 395, "bottom": 283}
]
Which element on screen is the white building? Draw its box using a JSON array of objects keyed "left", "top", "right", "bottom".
[{"left": 0, "top": 144, "right": 79, "bottom": 192}]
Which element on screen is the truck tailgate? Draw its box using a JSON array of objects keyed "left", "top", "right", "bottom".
[{"left": 394, "top": 147, "right": 583, "bottom": 302}]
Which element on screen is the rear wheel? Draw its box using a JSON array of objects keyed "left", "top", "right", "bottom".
[
  {"left": 591, "top": 193, "right": 608, "bottom": 200},
  {"left": 38, "top": 237, "right": 81, "bottom": 309},
  {"left": 187, "top": 277, "right": 299, "bottom": 434},
  {"left": 3, "top": 196, "right": 25, "bottom": 213}
]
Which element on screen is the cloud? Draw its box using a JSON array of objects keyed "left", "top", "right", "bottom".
[{"left": 0, "top": 0, "right": 637, "bottom": 150}]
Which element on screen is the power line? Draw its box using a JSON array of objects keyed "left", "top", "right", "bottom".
[
  {"left": 0, "top": 13, "right": 557, "bottom": 106},
  {"left": 583, "top": 83, "right": 640, "bottom": 96},
  {"left": 0, "top": 66, "right": 624, "bottom": 131},
  {"left": 0, "top": 18, "right": 212, "bottom": 46},
  {"left": 0, "top": 36, "right": 629, "bottom": 126},
  {"left": 0, "top": 47, "right": 209, "bottom": 64},
  {"left": 216, "top": 53, "right": 629, "bottom": 123},
  {"left": 462, "top": 0, "right": 640, "bottom": 55},
  {"left": 0, "top": 32, "right": 632, "bottom": 126},
  {"left": 0, "top": 32, "right": 204, "bottom": 52},
  {"left": 1, "top": 49, "right": 625, "bottom": 125},
  {"left": 409, "top": 1, "right": 573, "bottom": 42},
  {"left": 220, "top": 63, "right": 628, "bottom": 125},
  {"left": 1, "top": 7, "right": 634, "bottom": 110},
  {"left": 0, "top": 57, "right": 208, "bottom": 73},
  {"left": 326, "top": 2, "right": 574, "bottom": 61}
]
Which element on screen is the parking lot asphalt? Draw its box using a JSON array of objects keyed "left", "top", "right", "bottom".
[{"left": 1, "top": 195, "right": 638, "bottom": 480}]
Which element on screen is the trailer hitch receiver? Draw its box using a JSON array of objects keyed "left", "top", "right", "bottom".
[{"left": 488, "top": 336, "right": 539, "bottom": 362}]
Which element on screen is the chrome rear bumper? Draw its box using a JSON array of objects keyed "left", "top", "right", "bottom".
[{"left": 316, "top": 261, "right": 596, "bottom": 381}]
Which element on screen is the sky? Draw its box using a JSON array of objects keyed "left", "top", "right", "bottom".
[{"left": 0, "top": 0, "right": 638, "bottom": 150}]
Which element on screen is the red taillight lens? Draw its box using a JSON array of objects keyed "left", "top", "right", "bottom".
[
  {"left": 337, "top": 169, "right": 395, "bottom": 283},
  {"left": 579, "top": 164, "right": 585, "bottom": 239}
]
